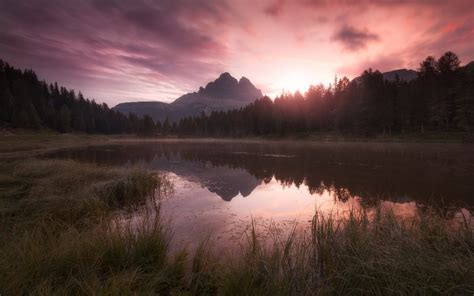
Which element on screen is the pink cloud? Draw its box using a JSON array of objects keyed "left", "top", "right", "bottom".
[{"left": 0, "top": 0, "right": 472, "bottom": 105}]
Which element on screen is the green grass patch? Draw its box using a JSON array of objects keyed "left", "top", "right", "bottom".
[{"left": 0, "top": 159, "right": 158, "bottom": 229}]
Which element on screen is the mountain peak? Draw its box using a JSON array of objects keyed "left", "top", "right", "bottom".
[
  {"left": 200, "top": 72, "right": 238, "bottom": 95},
  {"left": 212, "top": 72, "right": 238, "bottom": 87},
  {"left": 114, "top": 72, "right": 263, "bottom": 122},
  {"left": 382, "top": 69, "right": 418, "bottom": 82},
  {"left": 198, "top": 72, "right": 262, "bottom": 100},
  {"left": 238, "top": 76, "right": 251, "bottom": 85},
  {"left": 219, "top": 72, "right": 233, "bottom": 79}
]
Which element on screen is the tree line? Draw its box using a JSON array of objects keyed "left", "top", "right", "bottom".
[
  {"left": 0, "top": 60, "right": 155, "bottom": 135},
  {"left": 1, "top": 51, "right": 473, "bottom": 137},
  {"left": 174, "top": 51, "right": 473, "bottom": 137}
]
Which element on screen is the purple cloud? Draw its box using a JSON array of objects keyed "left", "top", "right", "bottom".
[
  {"left": 0, "top": 0, "right": 472, "bottom": 104},
  {"left": 332, "top": 25, "right": 380, "bottom": 51},
  {"left": 0, "top": 0, "right": 231, "bottom": 104}
]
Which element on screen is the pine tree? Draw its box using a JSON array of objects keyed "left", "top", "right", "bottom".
[
  {"left": 57, "top": 105, "right": 71, "bottom": 132},
  {"left": 162, "top": 117, "right": 171, "bottom": 136}
]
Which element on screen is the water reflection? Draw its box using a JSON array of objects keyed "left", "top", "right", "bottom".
[
  {"left": 48, "top": 141, "right": 474, "bottom": 208},
  {"left": 47, "top": 141, "right": 474, "bottom": 248}
]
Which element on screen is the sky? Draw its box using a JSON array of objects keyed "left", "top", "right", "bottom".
[{"left": 1, "top": 0, "right": 473, "bottom": 106}]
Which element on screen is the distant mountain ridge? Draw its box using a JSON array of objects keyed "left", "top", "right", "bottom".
[
  {"left": 352, "top": 68, "right": 419, "bottom": 83},
  {"left": 381, "top": 69, "right": 418, "bottom": 81},
  {"left": 359, "top": 62, "right": 474, "bottom": 82},
  {"left": 113, "top": 72, "right": 262, "bottom": 122},
  {"left": 114, "top": 62, "right": 474, "bottom": 122}
]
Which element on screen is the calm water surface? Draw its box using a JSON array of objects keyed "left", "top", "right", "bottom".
[{"left": 48, "top": 140, "right": 474, "bottom": 248}]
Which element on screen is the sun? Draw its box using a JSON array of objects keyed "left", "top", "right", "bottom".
[{"left": 277, "top": 71, "right": 314, "bottom": 94}]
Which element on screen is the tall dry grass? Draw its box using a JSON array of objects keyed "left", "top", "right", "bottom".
[
  {"left": 211, "top": 209, "right": 474, "bottom": 295},
  {"left": 0, "top": 159, "right": 473, "bottom": 295}
]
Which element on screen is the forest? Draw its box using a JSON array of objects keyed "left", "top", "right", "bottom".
[
  {"left": 0, "top": 60, "right": 155, "bottom": 135},
  {"left": 175, "top": 52, "right": 474, "bottom": 137},
  {"left": 1, "top": 51, "right": 473, "bottom": 137}
]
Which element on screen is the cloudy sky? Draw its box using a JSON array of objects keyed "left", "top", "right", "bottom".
[{"left": 1, "top": 0, "right": 473, "bottom": 106}]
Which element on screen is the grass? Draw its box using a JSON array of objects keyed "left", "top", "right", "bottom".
[
  {"left": 0, "top": 130, "right": 112, "bottom": 154},
  {"left": 0, "top": 158, "right": 473, "bottom": 295},
  {"left": 0, "top": 159, "right": 158, "bottom": 228},
  {"left": 0, "top": 217, "right": 188, "bottom": 295},
  {"left": 214, "top": 210, "right": 474, "bottom": 295},
  {"left": 0, "top": 158, "right": 189, "bottom": 295},
  {"left": 0, "top": 129, "right": 167, "bottom": 156}
]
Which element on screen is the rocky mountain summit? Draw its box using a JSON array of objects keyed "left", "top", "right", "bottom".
[{"left": 113, "top": 73, "right": 262, "bottom": 122}]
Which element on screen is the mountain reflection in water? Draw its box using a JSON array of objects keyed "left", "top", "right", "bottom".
[
  {"left": 48, "top": 141, "right": 474, "bottom": 207},
  {"left": 47, "top": 141, "right": 474, "bottom": 248}
]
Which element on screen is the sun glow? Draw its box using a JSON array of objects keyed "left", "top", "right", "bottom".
[
  {"left": 252, "top": 61, "right": 335, "bottom": 99},
  {"left": 277, "top": 71, "right": 314, "bottom": 94}
]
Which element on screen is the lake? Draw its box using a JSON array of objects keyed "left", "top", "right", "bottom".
[{"left": 47, "top": 140, "right": 474, "bottom": 249}]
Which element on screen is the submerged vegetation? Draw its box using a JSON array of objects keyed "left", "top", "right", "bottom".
[{"left": 0, "top": 158, "right": 473, "bottom": 295}]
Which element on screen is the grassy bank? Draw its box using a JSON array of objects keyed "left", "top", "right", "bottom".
[
  {"left": 0, "top": 158, "right": 473, "bottom": 295},
  {"left": 0, "top": 130, "right": 135, "bottom": 156},
  {"left": 1, "top": 130, "right": 473, "bottom": 159},
  {"left": 0, "top": 159, "right": 185, "bottom": 294}
]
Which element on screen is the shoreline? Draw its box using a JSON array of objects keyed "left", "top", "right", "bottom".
[{"left": 1, "top": 130, "right": 473, "bottom": 158}]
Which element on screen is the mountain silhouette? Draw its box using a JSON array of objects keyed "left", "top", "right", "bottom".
[
  {"left": 464, "top": 61, "right": 474, "bottom": 74},
  {"left": 114, "top": 60, "right": 474, "bottom": 124},
  {"left": 381, "top": 69, "right": 418, "bottom": 81},
  {"left": 113, "top": 73, "right": 262, "bottom": 122},
  {"left": 357, "top": 62, "right": 474, "bottom": 82},
  {"left": 352, "top": 68, "right": 418, "bottom": 83}
]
